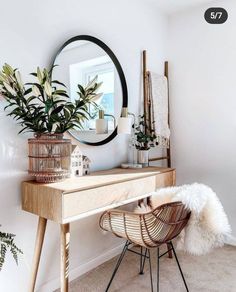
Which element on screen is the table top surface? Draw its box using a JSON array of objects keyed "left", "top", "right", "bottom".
[{"left": 22, "top": 166, "right": 174, "bottom": 194}]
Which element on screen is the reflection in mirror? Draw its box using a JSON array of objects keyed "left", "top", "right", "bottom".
[{"left": 52, "top": 39, "right": 123, "bottom": 144}]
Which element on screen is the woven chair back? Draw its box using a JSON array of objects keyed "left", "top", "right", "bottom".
[
  {"left": 100, "top": 201, "right": 191, "bottom": 248},
  {"left": 141, "top": 201, "right": 191, "bottom": 247}
]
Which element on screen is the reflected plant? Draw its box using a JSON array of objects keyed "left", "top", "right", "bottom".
[{"left": 0, "top": 64, "right": 102, "bottom": 134}]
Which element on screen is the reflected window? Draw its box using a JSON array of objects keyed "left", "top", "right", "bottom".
[{"left": 70, "top": 56, "right": 115, "bottom": 130}]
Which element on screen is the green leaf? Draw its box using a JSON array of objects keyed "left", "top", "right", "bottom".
[
  {"left": 52, "top": 99, "right": 66, "bottom": 105},
  {"left": 18, "top": 126, "right": 29, "bottom": 134},
  {"left": 24, "top": 88, "right": 32, "bottom": 95},
  {"left": 51, "top": 105, "right": 64, "bottom": 115},
  {"left": 64, "top": 108, "right": 70, "bottom": 120},
  {"left": 77, "top": 84, "right": 85, "bottom": 95},
  {"left": 50, "top": 114, "right": 62, "bottom": 122},
  {"left": 51, "top": 80, "right": 67, "bottom": 87},
  {"left": 53, "top": 91, "right": 69, "bottom": 98},
  {"left": 26, "top": 96, "right": 37, "bottom": 104}
]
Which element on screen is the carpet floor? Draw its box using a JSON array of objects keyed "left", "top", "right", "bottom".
[{"left": 57, "top": 244, "right": 236, "bottom": 292}]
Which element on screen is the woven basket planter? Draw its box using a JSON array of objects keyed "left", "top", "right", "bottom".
[{"left": 28, "top": 133, "right": 71, "bottom": 183}]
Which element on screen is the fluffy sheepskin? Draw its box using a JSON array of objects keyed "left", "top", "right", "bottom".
[{"left": 135, "top": 183, "right": 232, "bottom": 255}]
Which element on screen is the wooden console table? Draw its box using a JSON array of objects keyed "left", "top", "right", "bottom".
[{"left": 22, "top": 166, "right": 175, "bottom": 292}]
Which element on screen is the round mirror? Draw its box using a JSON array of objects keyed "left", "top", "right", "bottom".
[{"left": 51, "top": 35, "right": 128, "bottom": 146}]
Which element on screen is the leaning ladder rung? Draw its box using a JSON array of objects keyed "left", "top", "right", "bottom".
[{"left": 149, "top": 156, "right": 169, "bottom": 162}]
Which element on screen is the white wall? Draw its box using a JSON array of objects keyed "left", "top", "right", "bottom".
[
  {"left": 0, "top": 0, "right": 167, "bottom": 291},
  {"left": 168, "top": 0, "right": 236, "bottom": 233}
]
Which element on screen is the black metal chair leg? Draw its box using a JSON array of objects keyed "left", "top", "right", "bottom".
[
  {"left": 140, "top": 246, "right": 143, "bottom": 274},
  {"left": 170, "top": 242, "right": 189, "bottom": 292},
  {"left": 147, "top": 249, "right": 154, "bottom": 292},
  {"left": 157, "top": 247, "right": 160, "bottom": 292},
  {"left": 105, "top": 241, "right": 129, "bottom": 292},
  {"left": 140, "top": 248, "right": 147, "bottom": 274}
]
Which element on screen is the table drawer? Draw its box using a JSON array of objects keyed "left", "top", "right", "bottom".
[
  {"left": 63, "top": 171, "right": 175, "bottom": 220},
  {"left": 155, "top": 170, "right": 175, "bottom": 188},
  {"left": 63, "top": 176, "right": 156, "bottom": 220}
]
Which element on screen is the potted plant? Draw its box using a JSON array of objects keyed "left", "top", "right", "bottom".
[
  {"left": 0, "top": 227, "right": 22, "bottom": 271},
  {"left": 134, "top": 115, "right": 157, "bottom": 167},
  {"left": 0, "top": 64, "right": 101, "bottom": 182}
]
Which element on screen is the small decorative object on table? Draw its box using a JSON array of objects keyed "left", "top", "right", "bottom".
[
  {"left": 71, "top": 145, "right": 83, "bottom": 176},
  {"left": 121, "top": 163, "right": 142, "bottom": 169},
  {"left": 82, "top": 155, "right": 91, "bottom": 175},
  {"left": 71, "top": 145, "right": 91, "bottom": 176},
  {"left": 0, "top": 64, "right": 101, "bottom": 182},
  {"left": 134, "top": 115, "right": 157, "bottom": 167}
]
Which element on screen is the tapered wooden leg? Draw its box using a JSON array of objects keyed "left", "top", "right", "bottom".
[
  {"left": 61, "top": 223, "right": 70, "bottom": 292},
  {"left": 29, "top": 217, "right": 47, "bottom": 292}
]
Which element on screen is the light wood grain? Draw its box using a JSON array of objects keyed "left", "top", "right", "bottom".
[
  {"left": 61, "top": 224, "right": 70, "bottom": 292},
  {"left": 156, "top": 170, "right": 175, "bottom": 188},
  {"left": 23, "top": 167, "right": 173, "bottom": 193},
  {"left": 22, "top": 167, "right": 175, "bottom": 223},
  {"left": 22, "top": 182, "right": 62, "bottom": 222},
  {"left": 29, "top": 217, "right": 47, "bottom": 292},
  {"left": 23, "top": 167, "right": 175, "bottom": 292},
  {"left": 63, "top": 175, "right": 156, "bottom": 220}
]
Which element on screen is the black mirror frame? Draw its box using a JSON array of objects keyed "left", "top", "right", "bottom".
[{"left": 51, "top": 35, "right": 128, "bottom": 146}]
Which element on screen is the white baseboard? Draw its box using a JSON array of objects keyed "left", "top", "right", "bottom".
[{"left": 37, "top": 243, "right": 125, "bottom": 292}]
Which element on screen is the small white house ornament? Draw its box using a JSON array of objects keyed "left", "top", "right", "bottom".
[
  {"left": 82, "top": 155, "right": 91, "bottom": 175},
  {"left": 71, "top": 145, "right": 91, "bottom": 176},
  {"left": 71, "top": 145, "right": 83, "bottom": 176}
]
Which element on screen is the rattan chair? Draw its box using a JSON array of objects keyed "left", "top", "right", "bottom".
[{"left": 100, "top": 201, "right": 191, "bottom": 292}]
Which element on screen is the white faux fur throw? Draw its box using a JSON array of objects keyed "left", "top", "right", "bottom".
[{"left": 136, "top": 183, "right": 233, "bottom": 255}]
